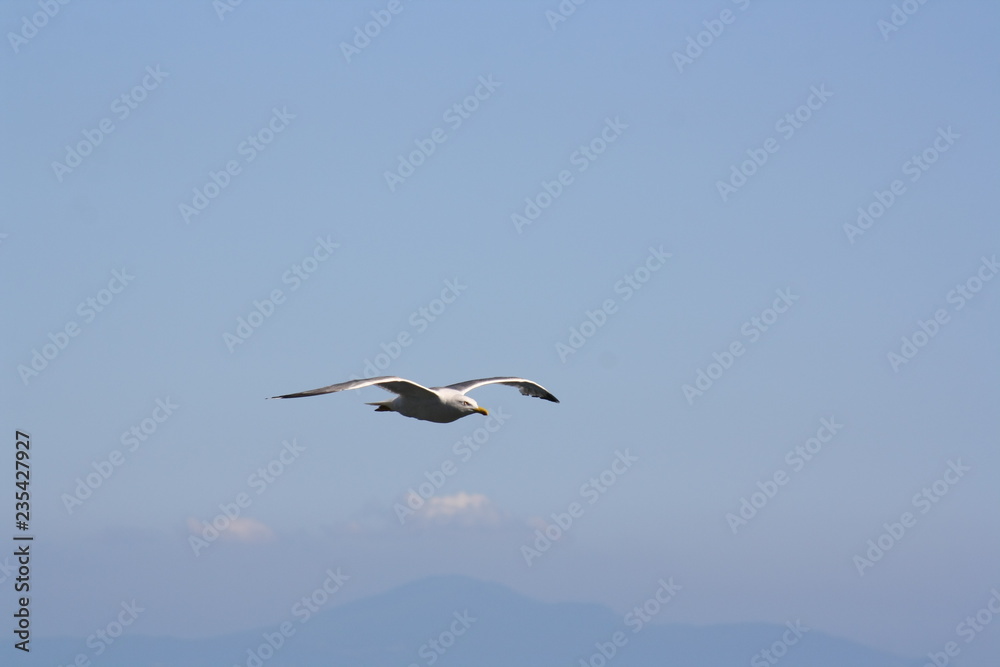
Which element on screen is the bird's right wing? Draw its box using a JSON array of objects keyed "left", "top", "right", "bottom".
[
  {"left": 268, "top": 376, "right": 438, "bottom": 400},
  {"left": 444, "top": 377, "right": 560, "bottom": 403}
]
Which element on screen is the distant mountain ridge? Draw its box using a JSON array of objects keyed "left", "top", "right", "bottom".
[{"left": 31, "top": 575, "right": 923, "bottom": 666}]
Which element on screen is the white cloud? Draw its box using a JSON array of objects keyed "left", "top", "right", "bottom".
[
  {"left": 408, "top": 491, "right": 508, "bottom": 527},
  {"left": 185, "top": 516, "right": 274, "bottom": 543}
]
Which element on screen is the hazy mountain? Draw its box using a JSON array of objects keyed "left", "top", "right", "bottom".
[{"left": 32, "top": 575, "right": 922, "bottom": 666}]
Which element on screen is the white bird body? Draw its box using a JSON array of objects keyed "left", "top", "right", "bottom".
[
  {"left": 268, "top": 376, "right": 559, "bottom": 423},
  {"left": 369, "top": 386, "right": 477, "bottom": 423}
]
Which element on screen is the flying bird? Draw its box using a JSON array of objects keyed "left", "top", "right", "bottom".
[{"left": 268, "top": 375, "right": 559, "bottom": 423}]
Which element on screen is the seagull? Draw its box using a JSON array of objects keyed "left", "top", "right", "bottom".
[{"left": 268, "top": 376, "right": 559, "bottom": 423}]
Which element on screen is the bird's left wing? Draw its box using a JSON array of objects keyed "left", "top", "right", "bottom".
[
  {"left": 269, "top": 376, "right": 438, "bottom": 400},
  {"left": 443, "top": 377, "right": 560, "bottom": 403}
]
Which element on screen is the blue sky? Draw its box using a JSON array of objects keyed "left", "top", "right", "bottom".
[{"left": 3, "top": 0, "right": 999, "bottom": 663}]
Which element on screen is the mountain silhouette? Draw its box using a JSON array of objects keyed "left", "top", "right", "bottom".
[{"left": 31, "top": 575, "right": 922, "bottom": 666}]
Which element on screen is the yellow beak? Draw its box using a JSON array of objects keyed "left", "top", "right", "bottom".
[{"left": 474, "top": 407, "right": 489, "bottom": 416}]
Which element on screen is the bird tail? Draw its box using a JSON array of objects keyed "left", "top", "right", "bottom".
[{"left": 366, "top": 402, "right": 393, "bottom": 412}]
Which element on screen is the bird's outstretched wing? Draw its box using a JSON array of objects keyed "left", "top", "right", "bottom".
[
  {"left": 443, "top": 377, "right": 559, "bottom": 403},
  {"left": 269, "top": 376, "right": 439, "bottom": 400}
]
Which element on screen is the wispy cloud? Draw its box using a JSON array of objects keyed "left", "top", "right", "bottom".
[
  {"left": 405, "top": 491, "right": 508, "bottom": 528},
  {"left": 186, "top": 516, "right": 274, "bottom": 543}
]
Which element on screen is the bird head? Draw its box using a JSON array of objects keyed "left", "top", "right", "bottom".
[{"left": 454, "top": 395, "right": 489, "bottom": 417}]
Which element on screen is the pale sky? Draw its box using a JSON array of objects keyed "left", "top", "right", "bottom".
[{"left": 2, "top": 1, "right": 999, "bottom": 665}]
